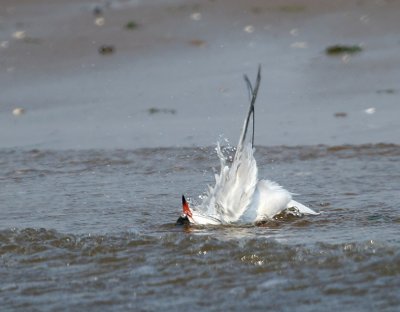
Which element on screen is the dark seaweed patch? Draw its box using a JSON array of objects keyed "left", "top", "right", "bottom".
[
  {"left": 98, "top": 45, "right": 115, "bottom": 55},
  {"left": 334, "top": 112, "right": 347, "bottom": 118},
  {"left": 376, "top": 89, "right": 396, "bottom": 94},
  {"left": 189, "top": 39, "right": 206, "bottom": 47},
  {"left": 148, "top": 108, "right": 176, "bottom": 115},
  {"left": 325, "top": 45, "right": 362, "bottom": 55},
  {"left": 125, "top": 21, "right": 139, "bottom": 30},
  {"left": 277, "top": 5, "right": 306, "bottom": 12}
]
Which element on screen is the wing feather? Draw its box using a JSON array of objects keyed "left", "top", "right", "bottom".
[
  {"left": 197, "top": 66, "right": 261, "bottom": 223},
  {"left": 201, "top": 143, "right": 258, "bottom": 223}
]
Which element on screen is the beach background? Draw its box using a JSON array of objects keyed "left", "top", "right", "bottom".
[{"left": 1, "top": 0, "right": 399, "bottom": 149}]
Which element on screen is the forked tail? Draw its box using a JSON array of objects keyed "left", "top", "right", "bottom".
[{"left": 237, "top": 65, "right": 262, "bottom": 153}]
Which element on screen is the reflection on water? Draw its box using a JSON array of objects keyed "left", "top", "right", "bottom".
[{"left": 0, "top": 144, "right": 399, "bottom": 310}]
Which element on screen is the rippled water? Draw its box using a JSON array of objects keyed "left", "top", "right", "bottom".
[{"left": 1, "top": 144, "right": 399, "bottom": 311}]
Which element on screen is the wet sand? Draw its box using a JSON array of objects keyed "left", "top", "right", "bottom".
[{"left": 1, "top": 0, "right": 399, "bottom": 149}]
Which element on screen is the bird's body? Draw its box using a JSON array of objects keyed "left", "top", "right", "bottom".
[{"left": 179, "top": 66, "right": 318, "bottom": 225}]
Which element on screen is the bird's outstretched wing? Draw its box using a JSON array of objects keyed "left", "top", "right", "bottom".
[{"left": 200, "top": 67, "right": 261, "bottom": 223}]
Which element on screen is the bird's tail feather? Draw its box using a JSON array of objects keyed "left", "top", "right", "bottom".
[{"left": 237, "top": 65, "right": 261, "bottom": 152}]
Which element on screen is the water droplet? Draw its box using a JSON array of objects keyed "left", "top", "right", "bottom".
[
  {"left": 12, "top": 107, "right": 25, "bottom": 116},
  {"left": 244, "top": 25, "right": 254, "bottom": 33},
  {"left": 13, "top": 31, "right": 26, "bottom": 40},
  {"left": 95, "top": 17, "right": 105, "bottom": 26},
  {"left": 364, "top": 107, "right": 376, "bottom": 114},
  {"left": 290, "top": 41, "right": 308, "bottom": 49},
  {"left": 290, "top": 28, "right": 299, "bottom": 36},
  {"left": 190, "top": 12, "right": 202, "bottom": 21},
  {"left": 1, "top": 41, "right": 9, "bottom": 48}
]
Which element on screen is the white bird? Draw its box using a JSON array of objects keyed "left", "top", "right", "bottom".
[{"left": 177, "top": 66, "right": 318, "bottom": 226}]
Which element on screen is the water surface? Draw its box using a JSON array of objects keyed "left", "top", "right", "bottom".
[{"left": 1, "top": 144, "right": 399, "bottom": 311}]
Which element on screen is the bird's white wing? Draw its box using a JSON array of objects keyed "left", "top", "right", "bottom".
[
  {"left": 190, "top": 210, "right": 222, "bottom": 225},
  {"left": 251, "top": 179, "right": 293, "bottom": 221},
  {"left": 200, "top": 143, "right": 258, "bottom": 223},
  {"left": 287, "top": 200, "right": 319, "bottom": 215},
  {"left": 196, "top": 66, "right": 261, "bottom": 224}
]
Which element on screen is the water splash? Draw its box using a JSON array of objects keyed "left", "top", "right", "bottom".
[{"left": 195, "top": 142, "right": 258, "bottom": 224}]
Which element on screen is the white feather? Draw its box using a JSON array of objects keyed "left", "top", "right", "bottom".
[
  {"left": 197, "top": 143, "right": 258, "bottom": 224},
  {"left": 287, "top": 200, "right": 320, "bottom": 215},
  {"left": 186, "top": 67, "right": 319, "bottom": 225},
  {"left": 190, "top": 143, "right": 319, "bottom": 225}
]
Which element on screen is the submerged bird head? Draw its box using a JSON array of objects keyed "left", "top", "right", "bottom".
[{"left": 176, "top": 195, "right": 192, "bottom": 225}]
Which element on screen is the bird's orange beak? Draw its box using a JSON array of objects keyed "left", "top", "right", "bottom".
[{"left": 182, "top": 195, "right": 192, "bottom": 218}]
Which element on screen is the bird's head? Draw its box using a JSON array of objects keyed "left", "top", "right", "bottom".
[{"left": 176, "top": 195, "right": 192, "bottom": 225}]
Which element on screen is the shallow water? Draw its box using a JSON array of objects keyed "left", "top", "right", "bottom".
[{"left": 1, "top": 144, "right": 399, "bottom": 311}]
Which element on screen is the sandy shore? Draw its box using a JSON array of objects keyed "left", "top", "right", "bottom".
[{"left": 1, "top": 0, "right": 399, "bottom": 149}]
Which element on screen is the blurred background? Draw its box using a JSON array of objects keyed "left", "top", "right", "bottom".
[{"left": 1, "top": 0, "right": 399, "bottom": 149}]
